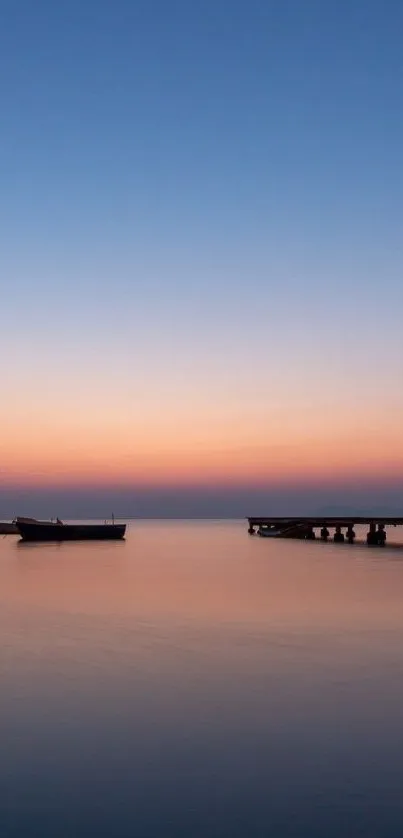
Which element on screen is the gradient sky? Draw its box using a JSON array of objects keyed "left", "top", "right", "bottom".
[{"left": 1, "top": 0, "right": 403, "bottom": 515}]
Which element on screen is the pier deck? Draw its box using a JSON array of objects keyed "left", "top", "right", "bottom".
[{"left": 248, "top": 516, "right": 403, "bottom": 527}]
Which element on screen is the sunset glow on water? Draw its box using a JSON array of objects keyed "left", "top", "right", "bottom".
[{"left": 2, "top": 522, "right": 403, "bottom": 837}]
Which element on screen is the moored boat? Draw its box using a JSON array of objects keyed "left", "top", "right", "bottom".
[
  {"left": 257, "top": 526, "right": 284, "bottom": 537},
  {"left": 257, "top": 522, "right": 314, "bottom": 539},
  {"left": 0, "top": 521, "right": 18, "bottom": 534},
  {"left": 16, "top": 519, "right": 126, "bottom": 542}
]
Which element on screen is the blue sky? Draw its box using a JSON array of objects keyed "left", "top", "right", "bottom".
[{"left": 1, "top": 0, "right": 402, "bottom": 514}]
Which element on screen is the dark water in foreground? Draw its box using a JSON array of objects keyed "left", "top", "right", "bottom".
[{"left": 2, "top": 521, "right": 403, "bottom": 837}]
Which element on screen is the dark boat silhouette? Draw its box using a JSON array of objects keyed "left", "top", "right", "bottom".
[
  {"left": 0, "top": 521, "right": 18, "bottom": 534},
  {"left": 15, "top": 518, "right": 126, "bottom": 542}
]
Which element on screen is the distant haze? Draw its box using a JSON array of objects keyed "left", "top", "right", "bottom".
[{"left": 1, "top": 479, "right": 402, "bottom": 520}]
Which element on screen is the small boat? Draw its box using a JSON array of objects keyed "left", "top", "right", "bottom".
[
  {"left": 257, "top": 526, "right": 284, "bottom": 537},
  {"left": 0, "top": 521, "right": 18, "bottom": 535},
  {"left": 15, "top": 518, "right": 126, "bottom": 542},
  {"left": 257, "top": 523, "right": 315, "bottom": 539}
]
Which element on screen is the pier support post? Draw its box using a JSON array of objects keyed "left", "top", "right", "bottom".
[
  {"left": 346, "top": 525, "right": 356, "bottom": 544},
  {"left": 334, "top": 526, "right": 344, "bottom": 543},
  {"left": 377, "top": 524, "right": 386, "bottom": 546},
  {"left": 320, "top": 526, "right": 330, "bottom": 541},
  {"left": 367, "top": 523, "right": 377, "bottom": 546}
]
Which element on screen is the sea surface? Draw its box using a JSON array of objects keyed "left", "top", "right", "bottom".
[{"left": 1, "top": 520, "right": 403, "bottom": 837}]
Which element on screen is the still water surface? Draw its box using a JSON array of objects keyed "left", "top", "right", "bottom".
[{"left": 1, "top": 520, "right": 403, "bottom": 837}]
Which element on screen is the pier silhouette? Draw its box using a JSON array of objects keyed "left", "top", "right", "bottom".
[{"left": 247, "top": 516, "right": 403, "bottom": 545}]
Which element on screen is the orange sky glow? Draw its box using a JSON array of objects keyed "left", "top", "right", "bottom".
[{"left": 2, "top": 408, "right": 403, "bottom": 488}]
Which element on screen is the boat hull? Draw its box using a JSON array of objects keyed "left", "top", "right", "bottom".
[
  {"left": 257, "top": 523, "right": 314, "bottom": 539},
  {"left": 258, "top": 530, "right": 285, "bottom": 538},
  {"left": 0, "top": 522, "right": 18, "bottom": 535},
  {"left": 16, "top": 522, "right": 126, "bottom": 542}
]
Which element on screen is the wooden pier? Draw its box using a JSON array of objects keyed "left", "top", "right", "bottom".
[{"left": 247, "top": 516, "right": 403, "bottom": 545}]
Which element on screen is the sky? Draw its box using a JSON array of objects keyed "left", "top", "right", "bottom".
[{"left": 1, "top": 0, "right": 403, "bottom": 516}]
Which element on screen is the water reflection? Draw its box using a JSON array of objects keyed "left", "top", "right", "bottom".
[{"left": 1, "top": 522, "right": 403, "bottom": 836}]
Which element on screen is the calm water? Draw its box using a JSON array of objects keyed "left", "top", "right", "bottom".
[{"left": 2, "top": 521, "right": 403, "bottom": 837}]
